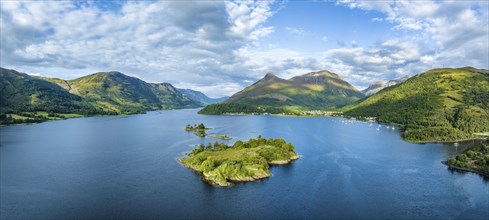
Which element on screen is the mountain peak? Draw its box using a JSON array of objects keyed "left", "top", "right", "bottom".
[
  {"left": 315, "top": 70, "right": 338, "bottom": 77},
  {"left": 107, "top": 71, "right": 123, "bottom": 75},
  {"left": 362, "top": 75, "right": 410, "bottom": 96},
  {"left": 218, "top": 69, "right": 364, "bottom": 111},
  {"left": 263, "top": 72, "right": 278, "bottom": 80}
]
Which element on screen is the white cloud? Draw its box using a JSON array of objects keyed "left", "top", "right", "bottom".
[
  {"left": 1, "top": 1, "right": 487, "bottom": 97},
  {"left": 420, "top": 55, "right": 434, "bottom": 64},
  {"left": 226, "top": 1, "right": 276, "bottom": 40},
  {"left": 0, "top": 1, "right": 279, "bottom": 97},
  {"left": 241, "top": 1, "right": 488, "bottom": 90},
  {"left": 332, "top": 0, "right": 489, "bottom": 86},
  {"left": 285, "top": 27, "right": 306, "bottom": 36},
  {"left": 371, "top": 17, "right": 383, "bottom": 22}
]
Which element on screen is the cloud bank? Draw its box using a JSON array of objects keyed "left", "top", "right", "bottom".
[{"left": 1, "top": 1, "right": 487, "bottom": 96}]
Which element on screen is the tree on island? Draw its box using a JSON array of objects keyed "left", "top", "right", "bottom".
[
  {"left": 197, "top": 123, "right": 206, "bottom": 129},
  {"left": 179, "top": 136, "right": 300, "bottom": 186}
]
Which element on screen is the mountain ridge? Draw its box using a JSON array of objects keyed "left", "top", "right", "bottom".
[
  {"left": 362, "top": 75, "right": 409, "bottom": 96},
  {"left": 0, "top": 68, "right": 202, "bottom": 124},
  {"left": 177, "top": 88, "right": 228, "bottom": 106},
  {"left": 200, "top": 70, "right": 364, "bottom": 115}
]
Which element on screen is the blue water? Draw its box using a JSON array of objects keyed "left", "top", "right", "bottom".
[{"left": 1, "top": 109, "right": 488, "bottom": 219}]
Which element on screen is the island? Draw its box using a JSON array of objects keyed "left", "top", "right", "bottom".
[
  {"left": 444, "top": 144, "right": 489, "bottom": 178},
  {"left": 185, "top": 123, "right": 210, "bottom": 137},
  {"left": 211, "top": 135, "right": 232, "bottom": 140},
  {"left": 179, "top": 136, "right": 300, "bottom": 186}
]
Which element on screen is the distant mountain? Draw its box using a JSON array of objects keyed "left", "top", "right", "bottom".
[
  {"left": 362, "top": 75, "right": 409, "bottom": 96},
  {"left": 149, "top": 83, "right": 201, "bottom": 109},
  {"left": 1, "top": 68, "right": 201, "bottom": 124},
  {"left": 199, "top": 70, "right": 364, "bottom": 114},
  {"left": 0, "top": 68, "right": 95, "bottom": 115},
  {"left": 343, "top": 67, "right": 489, "bottom": 142},
  {"left": 177, "top": 88, "right": 228, "bottom": 106}
]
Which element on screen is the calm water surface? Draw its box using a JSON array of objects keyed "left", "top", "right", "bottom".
[{"left": 1, "top": 109, "right": 488, "bottom": 219}]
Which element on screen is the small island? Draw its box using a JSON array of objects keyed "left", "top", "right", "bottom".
[
  {"left": 179, "top": 136, "right": 300, "bottom": 186},
  {"left": 211, "top": 135, "right": 232, "bottom": 140},
  {"left": 185, "top": 123, "right": 210, "bottom": 137},
  {"left": 444, "top": 144, "right": 489, "bottom": 178}
]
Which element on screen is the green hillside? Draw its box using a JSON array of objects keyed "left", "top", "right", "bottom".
[
  {"left": 200, "top": 71, "right": 364, "bottom": 115},
  {"left": 0, "top": 68, "right": 96, "bottom": 115},
  {"left": 67, "top": 72, "right": 162, "bottom": 114},
  {"left": 150, "top": 83, "right": 200, "bottom": 109},
  {"left": 342, "top": 67, "right": 489, "bottom": 142},
  {"left": 1, "top": 68, "right": 200, "bottom": 124},
  {"left": 47, "top": 72, "right": 198, "bottom": 114}
]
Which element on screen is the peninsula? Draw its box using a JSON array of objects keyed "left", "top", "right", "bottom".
[
  {"left": 444, "top": 144, "right": 489, "bottom": 178},
  {"left": 179, "top": 136, "right": 299, "bottom": 186}
]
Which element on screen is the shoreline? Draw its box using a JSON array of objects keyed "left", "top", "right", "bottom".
[
  {"left": 9, "top": 109, "right": 484, "bottom": 145},
  {"left": 202, "top": 111, "right": 489, "bottom": 144},
  {"left": 441, "top": 161, "right": 489, "bottom": 178},
  {"left": 179, "top": 154, "right": 299, "bottom": 187},
  {"left": 178, "top": 159, "right": 271, "bottom": 187},
  {"left": 269, "top": 155, "right": 300, "bottom": 165},
  {"left": 410, "top": 137, "right": 488, "bottom": 144},
  {"left": 1, "top": 108, "right": 203, "bottom": 126}
]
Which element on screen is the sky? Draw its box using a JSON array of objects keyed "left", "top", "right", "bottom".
[{"left": 1, "top": 0, "right": 488, "bottom": 98}]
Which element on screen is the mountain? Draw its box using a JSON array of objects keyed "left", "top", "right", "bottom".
[
  {"left": 362, "top": 75, "right": 409, "bottom": 96},
  {"left": 149, "top": 83, "right": 201, "bottom": 109},
  {"left": 199, "top": 70, "right": 364, "bottom": 114},
  {"left": 343, "top": 67, "right": 489, "bottom": 142},
  {"left": 47, "top": 71, "right": 199, "bottom": 114},
  {"left": 1, "top": 68, "right": 201, "bottom": 124},
  {"left": 0, "top": 68, "right": 96, "bottom": 115},
  {"left": 177, "top": 88, "right": 228, "bottom": 106}
]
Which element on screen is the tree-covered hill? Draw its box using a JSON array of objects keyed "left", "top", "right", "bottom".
[
  {"left": 0, "top": 68, "right": 96, "bottom": 115},
  {"left": 46, "top": 71, "right": 199, "bottom": 114},
  {"left": 200, "top": 70, "right": 364, "bottom": 115},
  {"left": 342, "top": 67, "right": 489, "bottom": 142},
  {"left": 1, "top": 68, "right": 201, "bottom": 124}
]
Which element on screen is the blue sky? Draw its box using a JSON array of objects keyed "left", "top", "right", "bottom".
[{"left": 1, "top": 1, "right": 488, "bottom": 97}]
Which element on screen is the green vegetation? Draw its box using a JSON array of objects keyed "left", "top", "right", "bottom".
[
  {"left": 199, "top": 103, "right": 290, "bottom": 115},
  {"left": 199, "top": 71, "right": 364, "bottom": 115},
  {"left": 66, "top": 71, "right": 198, "bottom": 114},
  {"left": 211, "top": 135, "right": 232, "bottom": 140},
  {"left": 195, "top": 130, "right": 207, "bottom": 137},
  {"left": 185, "top": 123, "right": 209, "bottom": 137},
  {"left": 185, "top": 123, "right": 208, "bottom": 131},
  {"left": 445, "top": 144, "right": 489, "bottom": 177},
  {"left": 342, "top": 67, "right": 489, "bottom": 143},
  {"left": 1, "top": 68, "right": 99, "bottom": 125},
  {"left": 179, "top": 136, "right": 299, "bottom": 186},
  {"left": 1, "top": 67, "right": 201, "bottom": 125},
  {"left": 0, "top": 112, "right": 83, "bottom": 125}
]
